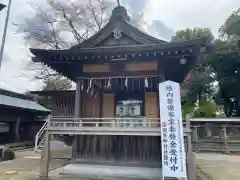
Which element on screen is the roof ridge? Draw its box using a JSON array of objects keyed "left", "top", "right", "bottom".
[{"left": 0, "top": 88, "right": 34, "bottom": 101}]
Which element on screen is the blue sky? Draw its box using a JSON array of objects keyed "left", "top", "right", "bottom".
[{"left": 0, "top": 0, "right": 239, "bottom": 93}]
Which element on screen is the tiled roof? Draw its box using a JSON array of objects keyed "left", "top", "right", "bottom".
[{"left": 0, "top": 89, "right": 50, "bottom": 112}]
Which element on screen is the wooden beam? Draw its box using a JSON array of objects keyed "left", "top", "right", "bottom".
[
  {"left": 80, "top": 70, "right": 160, "bottom": 78},
  {"left": 80, "top": 57, "right": 162, "bottom": 65},
  {"left": 42, "top": 53, "right": 194, "bottom": 65}
]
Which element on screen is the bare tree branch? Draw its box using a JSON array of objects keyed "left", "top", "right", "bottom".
[{"left": 14, "top": 0, "right": 142, "bottom": 90}]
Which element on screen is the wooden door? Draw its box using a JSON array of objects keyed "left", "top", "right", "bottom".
[
  {"left": 145, "top": 92, "right": 158, "bottom": 127},
  {"left": 81, "top": 92, "right": 101, "bottom": 126},
  {"left": 102, "top": 93, "right": 115, "bottom": 126}
]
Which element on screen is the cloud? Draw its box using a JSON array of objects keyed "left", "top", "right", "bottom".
[
  {"left": 121, "top": 0, "right": 148, "bottom": 14},
  {"left": 147, "top": 20, "right": 175, "bottom": 41},
  {"left": 0, "top": 0, "right": 44, "bottom": 93},
  {"left": 148, "top": 0, "right": 240, "bottom": 36},
  {"left": 123, "top": 0, "right": 175, "bottom": 40}
]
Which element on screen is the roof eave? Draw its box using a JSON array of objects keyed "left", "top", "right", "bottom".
[{"left": 30, "top": 37, "right": 206, "bottom": 57}]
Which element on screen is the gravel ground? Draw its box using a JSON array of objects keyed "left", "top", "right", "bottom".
[
  {"left": 196, "top": 153, "right": 240, "bottom": 180},
  {"left": 0, "top": 149, "right": 70, "bottom": 180},
  {"left": 1, "top": 149, "right": 239, "bottom": 180}
]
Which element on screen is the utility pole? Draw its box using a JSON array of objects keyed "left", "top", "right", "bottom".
[{"left": 0, "top": 0, "right": 12, "bottom": 70}]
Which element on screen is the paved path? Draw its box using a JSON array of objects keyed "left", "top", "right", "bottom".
[{"left": 196, "top": 153, "right": 240, "bottom": 180}]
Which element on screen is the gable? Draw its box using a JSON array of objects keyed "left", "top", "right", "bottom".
[
  {"left": 71, "top": 21, "right": 167, "bottom": 50},
  {"left": 95, "top": 32, "right": 141, "bottom": 47}
]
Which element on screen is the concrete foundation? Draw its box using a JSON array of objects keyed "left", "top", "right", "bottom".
[{"left": 53, "top": 164, "right": 178, "bottom": 180}]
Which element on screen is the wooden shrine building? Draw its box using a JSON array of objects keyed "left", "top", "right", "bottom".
[
  {"left": 30, "top": 4, "right": 206, "bottom": 180},
  {"left": 0, "top": 88, "right": 50, "bottom": 144}
]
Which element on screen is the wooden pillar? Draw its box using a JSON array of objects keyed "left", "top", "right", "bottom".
[
  {"left": 72, "top": 79, "right": 82, "bottom": 158},
  {"left": 99, "top": 80, "right": 104, "bottom": 122},
  {"left": 222, "top": 125, "right": 229, "bottom": 154},
  {"left": 40, "top": 131, "right": 50, "bottom": 179},
  {"left": 15, "top": 117, "right": 20, "bottom": 142},
  {"left": 205, "top": 123, "right": 212, "bottom": 137},
  {"left": 186, "top": 115, "right": 197, "bottom": 180},
  {"left": 193, "top": 126, "right": 199, "bottom": 152},
  {"left": 157, "top": 73, "right": 165, "bottom": 126},
  {"left": 74, "top": 79, "right": 82, "bottom": 117}
]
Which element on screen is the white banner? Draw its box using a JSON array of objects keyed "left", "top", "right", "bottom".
[{"left": 159, "top": 81, "right": 187, "bottom": 178}]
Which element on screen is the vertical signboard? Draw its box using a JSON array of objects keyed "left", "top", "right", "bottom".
[{"left": 159, "top": 81, "right": 187, "bottom": 179}]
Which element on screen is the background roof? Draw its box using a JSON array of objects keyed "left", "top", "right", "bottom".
[{"left": 0, "top": 88, "right": 50, "bottom": 112}]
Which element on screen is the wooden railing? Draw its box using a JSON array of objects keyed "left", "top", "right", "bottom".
[
  {"left": 192, "top": 140, "right": 240, "bottom": 153},
  {"left": 45, "top": 117, "right": 190, "bottom": 136},
  {"left": 49, "top": 117, "right": 161, "bottom": 128},
  {"left": 34, "top": 116, "right": 50, "bottom": 151}
]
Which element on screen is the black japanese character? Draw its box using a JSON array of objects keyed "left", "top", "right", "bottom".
[
  {"left": 166, "top": 85, "right": 173, "bottom": 91},
  {"left": 168, "top": 111, "right": 175, "bottom": 117},
  {"left": 163, "top": 127, "right": 167, "bottom": 133},
  {"left": 164, "top": 155, "right": 168, "bottom": 161},
  {"left": 164, "top": 144, "right": 168, "bottom": 149},
  {"left": 169, "top": 125, "right": 176, "bottom": 133},
  {"left": 168, "top": 118, "right": 175, "bottom": 125},
  {"left": 167, "top": 98, "right": 173, "bottom": 104},
  {"left": 164, "top": 150, "right": 168, "bottom": 155},
  {"left": 170, "top": 141, "right": 177, "bottom": 149},
  {"left": 163, "top": 138, "right": 168, "bottom": 143},
  {"left": 164, "top": 161, "right": 168, "bottom": 166},
  {"left": 170, "top": 156, "right": 177, "bottom": 164},
  {"left": 170, "top": 164, "right": 178, "bottom": 172},
  {"left": 169, "top": 133, "right": 177, "bottom": 140},
  {"left": 167, "top": 105, "right": 174, "bottom": 111},
  {"left": 163, "top": 133, "right": 167, "bottom": 138},
  {"left": 167, "top": 92, "right": 173, "bottom": 97},
  {"left": 170, "top": 149, "right": 177, "bottom": 156}
]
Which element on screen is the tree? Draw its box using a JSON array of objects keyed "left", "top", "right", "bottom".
[
  {"left": 15, "top": 0, "right": 114, "bottom": 83},
  {"left": 43, "top": 75, "right": 72, "bottom": 91},
  {"left": 210, "top": 39, "right": 240, "bottom": 116},
  {"left": 208, "top": 8, "right": 240, "bottom": 117},
  {"left": 16, "top": 0, "right": 114, "bottom": 50},
  {"left": 171, "top": 28, "right": 215, "bottom": 103},
  {"left": 193, "top": 101, "right": 217, "bottom": 117},
  {"left": 16, "top": 0, "right": 145, "bottom": 90},
  {"left": 219, "top": 8, "right": 240, "bottom": 38},
  {"left": 172, "top": 28, "right": 214, "bottom": 42},
  {"left": 171, "top": 28, "right": 216, "bottom": 117}
]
